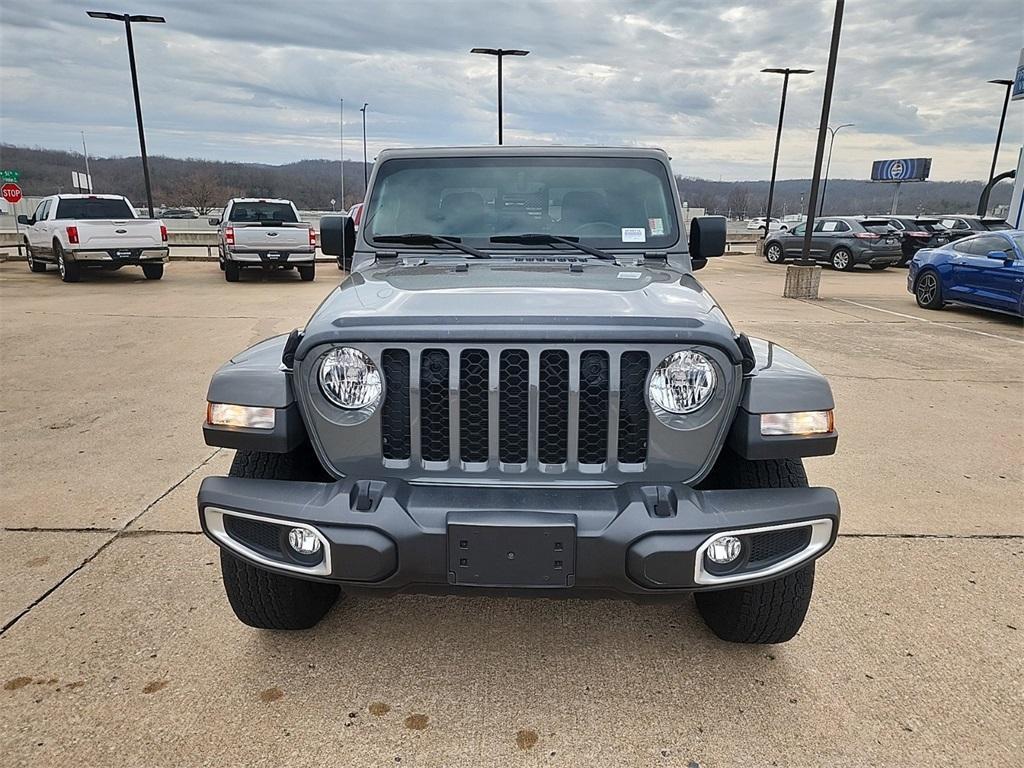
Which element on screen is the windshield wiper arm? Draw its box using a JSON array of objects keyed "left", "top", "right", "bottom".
[
  {"left": 373, "top": 233, "right": 490, "bottom": 259},
  {"left": 489, "top": 233, "right": 615, "bottom": 260}
]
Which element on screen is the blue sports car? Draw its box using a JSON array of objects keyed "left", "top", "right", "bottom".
[{"left": 908, "top": 229, "right": 1024, "bottom": 318}]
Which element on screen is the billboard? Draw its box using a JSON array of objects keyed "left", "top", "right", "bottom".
[{"left": 870, "top": 158, "right": 932, "bottom": 182}]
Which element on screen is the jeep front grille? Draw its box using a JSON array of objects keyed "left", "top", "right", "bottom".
[{"left": 380, "top": 347, "right": 651, "bottom": 472}]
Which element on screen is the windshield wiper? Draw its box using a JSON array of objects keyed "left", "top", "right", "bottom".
[
  {"left": 489, "top": 233, "right": 615, "bottom": 260},
  {"left": 373, "top": 233, "right": 490, "bottom": 259}
]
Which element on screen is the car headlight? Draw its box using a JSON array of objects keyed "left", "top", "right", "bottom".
[
  {"left": 318, "top": 347, "right": 383, "bottom": 409},
  {"left": 649, "top": 350, "right": 717, "bottom": 414}
]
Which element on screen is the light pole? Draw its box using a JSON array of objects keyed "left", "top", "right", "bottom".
[
  {"left": 819, "top": 122, "right": 854, "bottom": 215},
  {"left": 986, "top": 79, "right": 1013, "bottom": 188},
  {"left": 339, "top": 98, "right": 345, "bottom": 210},
  {"left": 86, "top": 11, "right": 165, "bottom": 218},
  {"left": 470, "top": 48, "right": 529, "bottom": 144},
  {"left": 761, "top": 67, "right": 813, "bottom": 237},
  {"left": 81, "top": 131, "right": 93, "bottom": 191},
  {"left": 360, "top": 102, "right": 368, "bottom": 189}
]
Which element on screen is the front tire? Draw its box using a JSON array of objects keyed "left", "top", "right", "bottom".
[
  {"left": 219, "top": 448, "right": 340, "bottom": 630},
  {"left": 830, "top": 247, "right": 854, "bottom": 271},
  {"left": 142, "top": 263, "right": 164, "bottom": 280},
  {"left": 914, "top": 270, "right": 943, "bottom": 310},
  {"left": 764, "top": 242, "right": 785, "bottom": 264},
  {"left": 694, "top": 450, "right": 817, "bottom": 644},
  {"left": 26, "top": 242, "right": 47, "bottom": 272}
]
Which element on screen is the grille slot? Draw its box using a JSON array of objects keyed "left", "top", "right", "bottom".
[
  {"left": 459, "top": 349, "right": 489, "bottom": 463},
  {"left": 617, "top": 351, "right": 651, "bottom": 463},
  {"left": 499, "top": 350, "right": 530, "bottom": 464},
  {"left": 578, "top": 350, "right": 610, "bottom": 464},
  {"left": 538, "top": 350, "right": 570, "bottom": 464},
  {"left": 381, "top": 349, "right": 411, "bottom": 460},
  {"left": 420, "top": 349, "right": 450, "bottom": 462},
  {"left": 224, "top": 516, "right": 282, "bottom": 556},
  {"left": 749, "top": 527, "right": 811, "bottom": 566}
]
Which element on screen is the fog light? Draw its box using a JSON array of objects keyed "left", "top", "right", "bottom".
[
  {"left": 706, "top": 535, "right": 743, "bottom": 564},
  {"left": 287, "top": 527, "right": 322, "bottom": 555},
  {"left": 207, "top": 402, "right": 276, "bottom": 430}
]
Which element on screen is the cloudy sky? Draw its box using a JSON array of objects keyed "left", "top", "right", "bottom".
[{"left": 2, "top": 0, "right": 1021, "bottom": 181}]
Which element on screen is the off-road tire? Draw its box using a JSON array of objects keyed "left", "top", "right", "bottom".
[
  {"left": 298, "top": 264, "right": 315, "bottom": 281},
  {"left": 224, "top": 262, "right": 240, "bottom": 282},
  {"left": 219, "top": 447, "right": 340, "bottom": 629},
  {"left": 914, "top": 269, "right": 943, "bottom": 310},
  {"left": 764, "top": 242, "right": 785, "bottom": 264},
  {"left": 694, "top": 449, "right": 817, "bottom": 644},
  {"left": 55, "top": 243, "right": 80, "bottom": 283},
  {"left": 830, "top": 247, "right": 854, "bottom": 271},
  {"left": 142, "top": 263, "right": 164, "bottom": 280}
]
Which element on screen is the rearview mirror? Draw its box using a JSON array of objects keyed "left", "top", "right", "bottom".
[
  {"left": 208, "top": 217, "right": 220, "bottom": 226},
  {"left": 689, "top": 215, "right": 727, "bottom": 270},
  {"left": 987, "top": 250, "right": 1011, "bottom": 261},
  {"left": 319, "top": 214, "right": 356, "bottom": 261},
  {"left": 17, "top": 215, "right": 30, "bottom": 225}
]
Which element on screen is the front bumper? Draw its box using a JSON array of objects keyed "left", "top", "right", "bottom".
[
  {"left": 68, "top": 247, "right": 169, "bottom": 264},
  {"left": 198, "top": 476, "right": 840, "bottom": 596},
  {"left": 225, "top": 250, "right": 315, "bottom": 265}
]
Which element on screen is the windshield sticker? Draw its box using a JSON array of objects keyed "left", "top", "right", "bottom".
[
  {"left": 617, "top": 271, "right": 643, "bottom": 279},
  {"left": 648, "top": 218, "right": 664, "bottom": 236},
  {"left": 621, "top": 227, "right": 647, "bottom": 243}
]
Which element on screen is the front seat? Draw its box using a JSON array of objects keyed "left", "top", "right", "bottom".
[{"left": 439, "top": 191, "right": 486, "bottom": 234}]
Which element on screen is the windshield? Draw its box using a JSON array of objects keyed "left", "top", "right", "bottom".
[
  {"left": 1011, "top": 233, "right": 1024, "bottom": 252},
  {"left": 363, "top": 156, "right": 679, "bottom": 250},
  {"left": 228, "top": 202, "right": 298, "bottom": 223},
  {"left": 54, "top": 198, "right": 135, "bottom": 219}
]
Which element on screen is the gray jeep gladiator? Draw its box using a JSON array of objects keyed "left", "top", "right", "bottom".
[{"left": 199, "top": 146, "right": 840, "bottom": 644}]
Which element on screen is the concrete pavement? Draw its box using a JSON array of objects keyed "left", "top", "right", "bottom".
[{"left": 1, "top": 255, "right": 1021, "bottom": 767}]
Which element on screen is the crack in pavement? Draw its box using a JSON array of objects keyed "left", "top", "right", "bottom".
[{"left": 0, "top": 448, "right": 223, "bottom": 636}]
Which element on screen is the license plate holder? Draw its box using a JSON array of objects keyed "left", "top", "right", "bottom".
[{"left": 447, "top": 513, "right": 576, "bottom": 588}]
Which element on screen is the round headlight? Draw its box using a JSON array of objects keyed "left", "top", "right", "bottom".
[
  {"left": 318, "top": 347, "right": 382, "bottom": 409},
  {"left": 649, "top": 350, "right": 717, "bottom": 414}
]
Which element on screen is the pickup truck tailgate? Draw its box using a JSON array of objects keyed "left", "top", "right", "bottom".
[
  {"left": 231, "top": 224, "right": 309, "bottom": 251},
  {"left": 75, "top": 219, "right": 164, "bottom": 250}
]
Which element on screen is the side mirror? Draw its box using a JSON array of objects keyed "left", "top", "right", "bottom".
[
  {"left": 17, "top": 215, "right": 30, "bottom": 225},
  {"left": 987, "top": 250, "right": 1011, "bottom": 261},
  {"left": 689, "top": 215, "right": 727, "bottom": 270},
  {"left": 320, "top": 214, "right": 356, "bottom": 260},
  {"left": 208, "top": 217, "right": 221, "bottom": 226}
]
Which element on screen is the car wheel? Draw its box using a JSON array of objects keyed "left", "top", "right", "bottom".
[
  {"left": 914, "top": 270, "right": 943, "bottom": 310},
  {"left": 298, "top": 264, "right": 315, "bottom": 281},
  {"left": 694, "top": 448, "right": 817, "bottom": 643},
  {"left": 764, "top": 242, "right": 785, "bottom": 264},
  {"left": 830, "top": 247, "right": 854, "bottom": 271},
  {"left": 224, "top": 262, "right": 240, "bottom": 282},
  {"left": 26, "top": 242, "right": 47, "bottom": 272},
  {"left": 218, "top": 448, "right": 341, "bottom": 630},
  {"left": 142, "top": 263, "right": 164, "bottom": 280},
  {"left": 55, "top": 243, "right": 80, "bottom": 283}
]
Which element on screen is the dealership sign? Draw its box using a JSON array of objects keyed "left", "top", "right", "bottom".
[
  {"left": 1013, "top": 47, "right": 1024, "bottom": 101},
  {"left": 870, "top": 158, "right": 932, "bottom": 183}
]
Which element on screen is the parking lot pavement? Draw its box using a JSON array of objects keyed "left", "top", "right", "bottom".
[{"left": 1, "top": 258, "right": 1021, "bottom": 767}]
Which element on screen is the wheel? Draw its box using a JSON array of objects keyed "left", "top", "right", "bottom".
[
  {"left": 224, "top": 262, "right": 240, "bottom": 282},
  {"left": 764, "top": 242, "right": 785, "bottom": 264},
  {"left": 219, "top": 448, "right": 340, "bottom": 630},
  {"left": 26, "top": 242, "right": 46, "bottom": 272},
  {"left": 694, "top": 449, "right": 817, "bottom": 644},
  {"left": 914, "top": 270, "right": 943, "bottom": 310},
  {"left": 142, "top": 263, "right": 164, "bottom": 280},
  {"left": 298, "top": 264, "right": 315, "bottom": 281},
  {"left": 55, "top": 243, "right": 80, "bottom": 283},
  {"left": 830, "top": 247, "right": 854, "bottom": 271},
  {"left": 869, "top": 264, "right": 889, "bottom": 271}
]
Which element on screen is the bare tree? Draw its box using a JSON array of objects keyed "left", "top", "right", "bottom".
[
  {"left": 727, "top": 184, "right": 751, "bottom": 219},
  {"left": 168, "top": 170, "right": 232, "bottom": 215}
]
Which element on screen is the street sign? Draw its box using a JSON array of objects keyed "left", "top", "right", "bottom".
[
  {"left": 870, "top": 158, "right": 932, "bottom": 182},
  {"left": 0, "top": 170, "right": 19, "bottom": 182},
  {"left": 1, "top": 182, "right": 23, "bottom": 204}
]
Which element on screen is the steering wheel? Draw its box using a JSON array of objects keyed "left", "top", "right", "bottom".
[{"left": 573, "top": 221, "right": 620, "bottom": 237}]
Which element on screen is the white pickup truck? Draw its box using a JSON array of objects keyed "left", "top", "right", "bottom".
[
  {"left": 19, "top": 194, "right": 169, "bottom": 283},
  {"left": 209, "top": 198, "right": 316, "bottom": 282}
]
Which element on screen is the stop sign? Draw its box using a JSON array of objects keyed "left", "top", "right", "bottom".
[{"left": 1, "top": 182, "right": 22, "bottom": 204}]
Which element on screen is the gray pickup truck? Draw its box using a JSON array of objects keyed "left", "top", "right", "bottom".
[
  {"left": 199, "top": 147, "right": 840, "bottom": 644},
  {"left": 210, "top": 198, "right": 316, "bottom": 282}
]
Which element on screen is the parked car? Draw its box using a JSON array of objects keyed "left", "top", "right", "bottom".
[
  {"left": 210, "top": 198, "right": 316, "bottom": 282},
  {"left": 199, "top": 146, "right": 841, "bottom": 645},
  {"left": 160, "top": 207, "right": 197, "bottom": 219},
  {"left": 934, "top": 215, "right": 1012, "bottom": 241},
  {"left": 908, "top": 229, "right": 1023, "bottom": 317},
  {"left": 763, "top": 216, "right": 901, "bottom": 270},
  {"left": 746, "top": 216, "right": 788, "bottom": 233},
  {"left": 18, "top": 194, "right": 168, "bottom": 282},
  {"left": 881, "top": 216, "right": 951, "bottom": 266}
]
